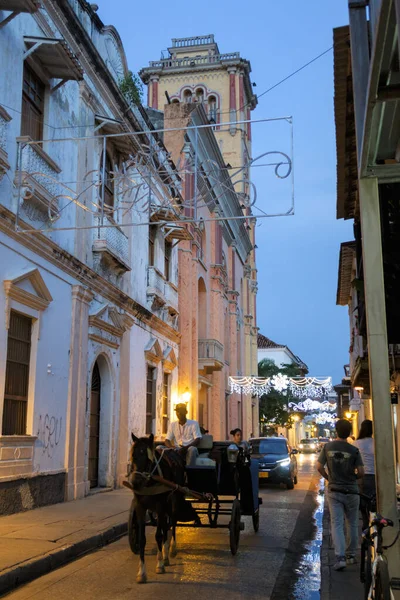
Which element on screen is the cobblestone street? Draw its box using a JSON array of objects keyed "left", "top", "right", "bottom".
[{"left": 4, "top": 456, "right": 322, "bottom": 600}]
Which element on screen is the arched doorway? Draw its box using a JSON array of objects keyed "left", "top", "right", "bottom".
[{"left": 89, "top": 361, "right": 101, "bottom": 488}]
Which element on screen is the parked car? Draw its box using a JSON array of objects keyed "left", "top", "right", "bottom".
[
  {"left": 298, "top": 438, "right": 319, "bottom": 453},
  {"left": 250, "top": 437, "right": 298, "bottom": 489}
]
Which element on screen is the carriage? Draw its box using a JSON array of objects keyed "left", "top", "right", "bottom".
[{"left": 127, "top": 434, "right": 262, "bottom": 556}]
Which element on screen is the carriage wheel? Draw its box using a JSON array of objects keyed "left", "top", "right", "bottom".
[
  {"left": 128, "top": 499, "right": 140, "bottom": 555},
  {"left": 208, "top": 497, "right": 220, "bottom": 528},
  {"left": 252, "top": 508, "right": 260, "bottom": 533},
  {"left": 229, "top": 499, "right": 241, "bottom": 555}
]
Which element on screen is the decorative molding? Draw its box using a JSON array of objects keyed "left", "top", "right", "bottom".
[
  {"left": 72, "top": 285, "right": 95, "bottom": 305},
  {"left": 145, "top": 337, "right": 163, "bottom": 363},
  {"left": 89, "top": 303, "right": 135, "bottom": 339},
  {"left": 88, "top": 333, "right": 119, "bottom": 350},
  {"left": 163, "top": 346, "right": 177, "bottom": 372},
  {"left": 4, "top": 268, "right": 52, "bottom": 328}
]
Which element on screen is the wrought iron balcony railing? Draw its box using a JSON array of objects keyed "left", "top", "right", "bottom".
[
  {"left": 148, "top": 52, "right": 240, "bottom": 70},
  {"left": 93, "top": 215, "right": 130, "bottom": 274}
]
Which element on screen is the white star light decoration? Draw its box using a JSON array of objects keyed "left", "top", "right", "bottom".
[
  {"left": 229, "top": 375, "right": 333, "bottom": 398},
  {"left": 270, "top": 373, "right": 289, "bottom": 393}
]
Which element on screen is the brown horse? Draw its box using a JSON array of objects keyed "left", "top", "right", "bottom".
[{"left": 129, "top": 433, "right": 199, "bottom": 583}]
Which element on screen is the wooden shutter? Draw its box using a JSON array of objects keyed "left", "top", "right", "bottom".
[{"left": 2, "top": 311, "right": 32, "bottom": 435}]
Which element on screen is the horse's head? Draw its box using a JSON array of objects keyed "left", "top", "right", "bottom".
[{"left": 129, "top": 433, "right": 155, "bottom": 491}]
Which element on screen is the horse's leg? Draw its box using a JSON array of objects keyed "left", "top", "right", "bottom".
[
  {"left": 170, "top": 522, "right": 177, "bottom": 558},
  {"left": 155, "top": 513, "right": 166, "bottom": 574},
  {"left": 162, "top": 519, "right": 172, "bottom": 566},
  {"left": 136, "top": 504, "right": 147, "bottom": 584}
]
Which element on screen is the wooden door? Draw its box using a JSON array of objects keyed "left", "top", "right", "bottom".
[{"left": 89, "top": 362, "right": 101, "bottom": 488}]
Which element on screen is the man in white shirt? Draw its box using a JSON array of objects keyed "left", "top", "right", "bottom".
[{"left": 165, "top": 403, "right": 202, "bottom": 466}]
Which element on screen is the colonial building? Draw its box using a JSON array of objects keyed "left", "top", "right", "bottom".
[
  {"left": 257, "top": 333, "right": 308, "bottom": 375},
  {"left": 0, "top": 0, "right": 182, "bottom": 513},
  {"left": 140, "top": 35, "right": 259, "bottom": 438},
  {"left": 333, "top": 8, "right": 400, "bottom": 557}
]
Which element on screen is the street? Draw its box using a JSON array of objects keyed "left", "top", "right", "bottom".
[{"left": 4, "top": 456, "right": 322, "bottom": 600}]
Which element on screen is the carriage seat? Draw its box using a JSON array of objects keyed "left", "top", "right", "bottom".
[{"left": 195, "top": 434, "right": 216, "bottom": 467}]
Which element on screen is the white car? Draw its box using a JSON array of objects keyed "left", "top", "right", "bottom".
[{"left": 298, "top": 439, "right": 319, "bottom": 453}]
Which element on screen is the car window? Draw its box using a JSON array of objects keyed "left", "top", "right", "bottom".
[
  {"left": 300, "top": 439, "right": 311, "bottom": 443},
  {"left": 251, "top": 439, "right": 288, "bottom": 455}
]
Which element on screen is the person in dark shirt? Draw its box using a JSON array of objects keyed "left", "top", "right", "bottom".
[{"left": 317, "top": 419, "right": 364, "bottom": 571}]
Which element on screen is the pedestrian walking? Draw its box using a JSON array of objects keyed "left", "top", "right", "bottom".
[
  {"left": 353, "top": 419, "right": 375, "bottom": 528},
  {"left": 317, "top": 419, "right": 364, "bottom": 571}
]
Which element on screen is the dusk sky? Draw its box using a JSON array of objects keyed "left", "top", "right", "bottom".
[{"left": 99, "top": 1, "right": 353, "bottom": 385}]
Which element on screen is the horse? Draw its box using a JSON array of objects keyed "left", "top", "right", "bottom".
[{"left": 128, "top": 433, "right": 199, "bottom": 583}]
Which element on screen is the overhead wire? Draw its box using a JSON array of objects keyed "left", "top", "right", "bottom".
[{"left": 0, "top": 44, "right": 333, "bottom": 132}]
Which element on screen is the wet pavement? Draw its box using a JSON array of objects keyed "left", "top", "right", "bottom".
[{"left": 4, "top": 455, "right": 323, "bottom": 600}]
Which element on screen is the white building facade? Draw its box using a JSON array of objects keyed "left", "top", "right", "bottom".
[{"left": 0, "top": 0, "right": 182, "bottom": 513}]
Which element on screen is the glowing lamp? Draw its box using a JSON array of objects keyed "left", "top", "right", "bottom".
[
  {"left": 345, "top": 412, "right": 353, "bottom": 419},
  {"left": 182, "top": 388, "right": 191, "bottom": 404}
]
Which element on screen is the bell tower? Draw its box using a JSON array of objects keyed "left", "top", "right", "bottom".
[{"left": 139, "top": 34, "right": 257, "bottom": 171}]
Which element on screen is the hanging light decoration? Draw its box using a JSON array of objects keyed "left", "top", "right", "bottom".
[
  {"left": 314, "top": 412, "right": 337, "bottom": 425},
  {"left": 229, "top": 375, "right": 333, "bottom": 398},
  {"left": 288, "top": 399, "right": 336, "bottom": 412}
]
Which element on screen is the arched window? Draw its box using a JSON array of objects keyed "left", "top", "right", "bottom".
[
  {"left": 183, "top": 89, "right": 192, "bottom": 103},
  {"left": 208, "top": 95, "right": 217, "bottom": 123},
  {"left": 100, "top": 151, "right": 114, "bottom": 212},
  {"left": 196, "top": 88, "right": 204, "bottom": 103},
  {"left": 172, "top": 98, "right": 179, "bottom": 104}
]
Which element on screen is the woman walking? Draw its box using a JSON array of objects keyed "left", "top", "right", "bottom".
[{"left": 354, "top": 419, "right": 375, "bottom": 528}]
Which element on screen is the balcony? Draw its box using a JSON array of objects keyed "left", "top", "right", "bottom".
[
  {"left": 145, "top": 52, "right": 241, "bottom": 73},
  {"left": 92, "top": 215, "right": 130, "bottom": 274},
  {"left": 164, "top": 281, "right": 178, "bottom": 316},
  {"left": 0, "top": 106, "right": 11, "bottom": 181},
  {"left": 147, "top": 266, "right": 166, "bottom": 309},
  {"left": 15, "top": 137, "right": 61, "bottom": 221},
  {"left": 198, "top": 339, "right": 224, "bottom": 375}
]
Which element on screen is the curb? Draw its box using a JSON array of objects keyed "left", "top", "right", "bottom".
[
  {"left": 320, "top": 497, "right": 331, "bottom": 600},
  {"left": 0, "top": 522, "right": 128, "bottom": 596}
]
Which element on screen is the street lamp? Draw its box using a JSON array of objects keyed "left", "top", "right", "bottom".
[
  {"left": 182, "top": 387, "right": 191, "bottom": 404},
  {"left": 345, "top": 411, "right": 352, "bottom": 420}
]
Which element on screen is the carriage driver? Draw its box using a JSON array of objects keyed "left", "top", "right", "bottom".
[{"left": 164, "top": 403, "right": 202, "bottom": 466}]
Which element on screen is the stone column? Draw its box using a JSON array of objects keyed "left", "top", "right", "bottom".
[
  {"left": 64, "top": 286, "right": 94, "bottom": 501},
  {"left": 150, "top": 76, "right": 159, "bottom": 110},
  {"left": 228, "top": 67, "right": 237, "bottom": 136},
  {"left": 358, "top": 177, "right": 400, "bottom": 571}
]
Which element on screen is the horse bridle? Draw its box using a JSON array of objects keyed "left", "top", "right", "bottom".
[{"left": 128, "top": 446, "right": 165, "bottom": 481}]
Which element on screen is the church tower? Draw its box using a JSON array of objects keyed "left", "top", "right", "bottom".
[
  {"left": 140, "top": 36, "right": 259, "bottom": 428},
  {"left": 139, "top": 34, "right": 257, "bottom": 171}
]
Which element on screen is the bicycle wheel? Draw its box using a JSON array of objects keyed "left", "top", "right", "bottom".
[
  {"left": 374, "top": 560, "right": 391, "bottom": 600},
  {"left": 360, "top": 539, "right": 372, "bottom": 600}
]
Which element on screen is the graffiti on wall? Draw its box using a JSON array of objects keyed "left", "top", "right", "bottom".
[{"left": 36, "top": 414, "right": 62, "bottom": 458}]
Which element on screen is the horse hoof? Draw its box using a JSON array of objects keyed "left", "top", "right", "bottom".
[
  {"left": 163, "top": 558, "right": 170, "bottom": 566},
  {"left": 156, "top": 566, "right": 166, "bottom": 574},
  {"left": 170, "top": 549, "right": 177, "bottom": 558},
  {"left": 136, "top": 575, "right": 147, "bottom": 584}
]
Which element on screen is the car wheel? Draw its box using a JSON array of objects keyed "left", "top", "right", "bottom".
[
  {"left": 287, "top": 478, "right": 294, "bottom": 490},
  {"left": 294, "top": 474, "right": 298, "bottom": 485}
]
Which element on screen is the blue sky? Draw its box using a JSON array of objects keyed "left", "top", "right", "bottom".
[{"left": 98, "top": 1, "right": 352, "bottom": 385}]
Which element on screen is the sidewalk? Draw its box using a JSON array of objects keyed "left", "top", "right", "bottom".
[
  {"left": 320, "top": 501, "right": 364, "bottom": 600},
  {"left": 0, "top": 488, "right": 132, "bottom": 596}
]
